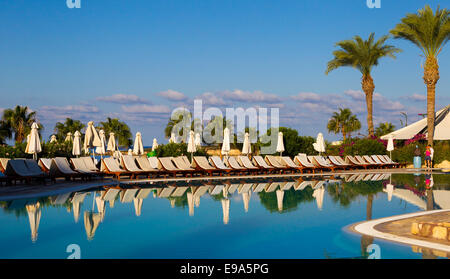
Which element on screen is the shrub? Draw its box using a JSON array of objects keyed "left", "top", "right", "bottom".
[
  {"left": 327, "top": 137, "right": 387, "bottom": 156},
  {"left": 154, "top": 143, "right": 208, "bottom": 158}
]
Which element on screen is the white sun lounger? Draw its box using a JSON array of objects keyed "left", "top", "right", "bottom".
[
  {"left": 294, "top": 154, "right": 318, "bottom": 171},
  {"left": 172, "top": 157, "right": 196, "bottom": 172},
  {"left": 102, "top": 157, "right": 129, "bottom": 179},
  {"left": 237, "top": 156, "right": 259, "bottom": 170},
  {"left": 362, "top": 155, "right": 382, "bottom": 167},
  {"left": 309, "top": 156, "right": 336, "bottom": 171},
  {"left": 328, "top": 156, "right": 351, "bottom": 168},
  {"left": 135, "top": 157, "right": 159, "bottom": 172},
  {"left": 0, "top": 158, "right": 10, "bottom": 172},
  {"left": 209, "top": 156, "right": 232, "bottom": 172},
  {"left": 121, "top": 155, "right": 145, "bottom": 173},
  {"left": 158, "top": 157, "right": 192, "bottom": 177},
  {"left": 49, "top": 157, "right": 79, "bottom": 179},
  {"left": 148, "top": 157, "right": 162, "bottom": 170},
  {"left": 71, "top": 158, "right": 100, "bottom": 175},
  {"left": 192, "top": 156, "right": 218, "bottom": 176},
  {"left": 280, "top": 156, "right": 305, "bottom": 172},
  {"left": 265, "top": 155, "right": 287, "bottom": 169},
  {"left": 82, "top": 157, "right": 99, "bottom": 171},
  {"left": 345, "top": 156, "right": 370, "bottom": 169},
  {"left": 252, "top": 156, "right": 274, "bottom": 171},
  {"left": 38, "top": 158, "right": 52, "bottom": 172},
  {"left": 225, "top": 156, "right": 247, "bottom": 172}
]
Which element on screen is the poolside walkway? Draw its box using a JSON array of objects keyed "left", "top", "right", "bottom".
[{"left": 351, "top": 210, "right": 450, "bottom": 257}]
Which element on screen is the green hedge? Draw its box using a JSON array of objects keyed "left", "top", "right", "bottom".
[
  {"left": 153, "top": 142, "right": 208, "bottom": 158},
  {"left": 327, "top": 138, "right": 387, "bottom": 156},
  {"left": 0, "top": 141, "right": 73, "bottom": 159}
]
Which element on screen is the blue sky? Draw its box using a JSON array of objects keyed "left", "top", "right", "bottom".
[{"left": 1, "top": 0, "right": 449, "bottom": 145}]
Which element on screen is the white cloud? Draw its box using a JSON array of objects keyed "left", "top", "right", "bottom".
[
  {"left": 291, "top": 92, "right": 322, "bottom": 102},
  {"left": 222, "top": 89, "right": 281, "bottom": 103},
  {"left": 410, "top": 93, "right": 427, "bottom": 102},
  {"left": 121, "top": 104, "right": 171, "bottom": 114},
  {"left": 196, "top": 92, "right": 228, "bottom": 106},
  {"left": 344, "top": 89, "right": 365, "bottom": 101},
  {"left": 96, "top": 94, "right": 150, "bottom": 104},
  {"left": 157, "top": 90, "right": 188, "bottom": 101}
]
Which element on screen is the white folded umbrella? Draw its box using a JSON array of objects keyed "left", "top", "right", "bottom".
[
  {"left": 242, "top": 132, "right": 252, "bottom": 155},
  {"left": 133, "top": 132, "right": 144, "bottom": 155},
  {"left": 187, "top": 130, "right": 196, "bottom": 161},
  {"left": 313, "top": 132, "right": 326, "bottom": 154},
  {"left": 387, "top": 135, "right": 394, "bottom": 159},
  {"left": 72, "top": 131, "right": 82, "bottom": 157},
  {"left": 65, "top": 132, "right": 73, "bottom": 142},
  {"left": 96, "top": 130, "right": 107, "bottom": 155},
  {"left": 221, "top": 127, "right": 231, "bottom": 156},
  {"left": 50, "top": 135, "right": 57, "bottom": 143},
  {"left": 107, "top": 132, "right": 116, "bottom": 152},
  {"left": 152, "top": 138, "right": 158, "bottom": 151},
  {"left": 84, "top": 121, "right": 102, "bottom": 154},
  {"left": 27, "top": 122, "right": 42, "bottom": 160},
  {"left": 276, "top": 131, "right": 284, "bottom": 157}
]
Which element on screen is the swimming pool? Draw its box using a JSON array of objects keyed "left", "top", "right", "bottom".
[{"left": 0, "top": 173, "right": 448, "bottom": 259}]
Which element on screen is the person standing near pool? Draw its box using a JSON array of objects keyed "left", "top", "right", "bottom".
[
  {"left": 413, "top": 145, "right": 422, "bottom": 169},
  {"left": 424, "top": 145, "right": 432, "bottom": 170}
]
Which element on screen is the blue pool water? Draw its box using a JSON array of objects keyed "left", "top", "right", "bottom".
[{"left": 0, "top": 173, "right": 448, "bottom": 259}]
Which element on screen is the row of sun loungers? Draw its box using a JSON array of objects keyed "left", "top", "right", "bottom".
[{"left": 0, "top": 154, "right": 404, "bottom": 184}]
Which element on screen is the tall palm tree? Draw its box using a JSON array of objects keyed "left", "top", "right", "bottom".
[
  {"left": 99, "top": 117, "right": 132, "bottom": 147},
  {"left": 327, "top": 108, "right": 361, "bottom": 140},
  {"left": 390, "top": 5, "right": 449, "bottom": 146},
  {"left": 326, "top": 33, "right": 401, "bottom": 136},
  {"left": 375, "top": 122, "right": 396, "bottom": 137},
  {"left": 1, "top": 105, "right": 40, "bottom": 143},
  {"left": 54, "top": 118, "right": 85, "bottom": 140}
]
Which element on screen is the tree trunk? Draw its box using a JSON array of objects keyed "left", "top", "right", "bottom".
[
  {"left": 362, "top": 74, "right": 375, "bottom": 137},
  {"left": 423, "top": 56, "right": 439, "bottom": 147}
]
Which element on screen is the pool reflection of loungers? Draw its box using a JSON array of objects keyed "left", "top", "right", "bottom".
[{"left": 3, "top": 172, "right": 449, "bottom": 244}]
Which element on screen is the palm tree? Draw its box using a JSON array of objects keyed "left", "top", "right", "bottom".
[
  {"left": 1, "top": 105, "right": 40, "bottom": 143},
  {"left": 326, "top": 33, "right": 401, "bottom": 136},
  {"left": 375, "top": 122, "right": 395, "bottom": 137},
  {"left": 54, "top": 118, "right": 85, "bottom": 141},
  {"left": 327, "top": 108, "right": 361, "bottom": 140},
  {"left": 164, "top": 109, "right": 192, "bottom": 142},
  {"left": 390, "top": 5, "right": 449, "bottom": 146},
  {"left": 99, "top": 117, "right": 132, "bottom": 147},
  {"left": 0, "top": 121, "right": 12, "bottom": 145}
]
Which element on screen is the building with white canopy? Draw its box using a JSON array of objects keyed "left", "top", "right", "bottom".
[{"left": 381, "top": 105, "right": 450, "bottom": 140}]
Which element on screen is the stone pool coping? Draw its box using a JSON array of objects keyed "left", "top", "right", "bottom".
[{"left": 349, "top": 210, "right": 450, "bottom": 253}]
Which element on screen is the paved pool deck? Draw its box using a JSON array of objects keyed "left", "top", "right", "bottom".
[{"left": 350, "top": 210, "right": 450, "bottom": 257}]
